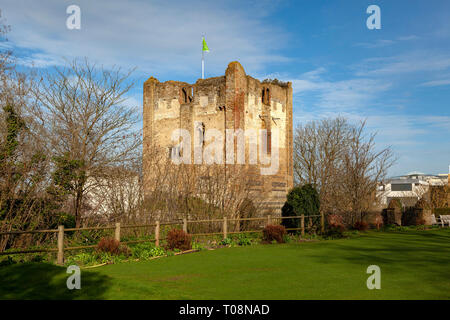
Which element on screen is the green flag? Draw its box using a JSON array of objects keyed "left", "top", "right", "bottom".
[{"left": 202, "top": 37, "right": 209, "bottom": 52}]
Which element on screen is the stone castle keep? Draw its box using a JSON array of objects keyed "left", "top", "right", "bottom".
[{"left": 143, "top": 61, "right": 293, "bottom": 213}]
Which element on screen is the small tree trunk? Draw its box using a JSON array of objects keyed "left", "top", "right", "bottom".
[{"left": 74, "top": 188, "right": 83, "bottom": 228}]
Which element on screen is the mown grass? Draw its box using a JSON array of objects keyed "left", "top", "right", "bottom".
[{"left": 1, "top": 229, "right": 449, "bottom": 299}]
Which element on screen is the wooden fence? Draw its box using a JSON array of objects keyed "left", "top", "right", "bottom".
[{"left": 0, "top": 214, "right": 324, "bottom": 265}]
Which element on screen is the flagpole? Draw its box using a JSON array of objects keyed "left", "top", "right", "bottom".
[{"left": 201, "top": 36, "right": 205, "bottom": 79}]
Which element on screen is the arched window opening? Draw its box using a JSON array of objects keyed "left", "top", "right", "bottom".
[
  {"left": 181, "top": 88, "right": 188, "bottom": 103},
  {"left": 261, "top": 86, "right": 270, "bottom": 105}
]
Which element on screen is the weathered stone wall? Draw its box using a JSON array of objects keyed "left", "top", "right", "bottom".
[{"left": 143, "top": 61, "right": 293, "bottom": 215}]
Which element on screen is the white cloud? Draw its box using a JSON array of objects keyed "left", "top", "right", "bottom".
[
  {"left": 285, "top": 64, "right": 450, "bottom": 176},
  {"left": 422, "top": 115, "right": 450, "bottom": 131},
  {"left": 397, "top": 35, "right": 419, "bottom": 41},
  {"left": 0, "top": 41, "right": 13, "bottom": 50},
  {"left": 1, "top": 0, "right": 290, "bottom": 78},
  {"left": 300, "top": 67, "right": 326, "bottom": 80},
  {"left": 294, "top": 110, "right": 450, "bottom": 174},
  {"left": 16, "top": 52, "right": 65, "bottom": 68},
  {"left": 419, "top": 79, "right": 450, "bottom": 87},
  {"left": 355, "top": 52, "right": 450, "bottom": 76},
  {"left": 286, "top": 68, "right": 392, "bottom": 111},
  {"left": 353, "top": 35, "right": 419, "bottom": 49},
  {"left": 354, "top": 39, "right": 395, "bottom": 49}
]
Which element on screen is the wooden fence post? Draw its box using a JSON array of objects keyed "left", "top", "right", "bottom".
[
  {"left": 301, "top": 214, "right": 305, "bottom": 237},
  {"left": 320, "top": 213, "right": 325, "bottom": 233},
  {"left": 267, "top": 215, "right": 271, "bottom": 225},
  {"left": 155, "top": 221, "right": 160, "bottom": 247},
  {"left": 223, "top": 217, "right": 227, "bottom": 239},
  {"left": 57, "top": 225, "right": 64, "bottom": 265},
  {"left": 115, "top": 222, "right": 121, "bottom": 242},
  {"left": 183, "top": 218, "right": 187, "bottom": 233}
]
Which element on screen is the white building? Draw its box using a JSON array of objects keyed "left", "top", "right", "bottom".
[
  {"left": 84, "top": 168, "right": 142, "bottom": 220},
  {"left": 377, "top": 171, "right": 448, "bottom": 207}
]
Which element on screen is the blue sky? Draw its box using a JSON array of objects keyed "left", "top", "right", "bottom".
[{"left": 1, "top": 0, "right": 449, "bottom": 176}]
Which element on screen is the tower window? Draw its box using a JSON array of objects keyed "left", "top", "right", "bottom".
[
  {"left": 262, "top": 87, "right": 270, "bottom": 105},
  {"left": 180, "top": 87, "right": 193, "bottom": 104},
  {"left": 181, "top": 88, "right": 187, "bottom": 103},
  {"left": 196, "top": 122, "right": 205, "bottom": 146}
]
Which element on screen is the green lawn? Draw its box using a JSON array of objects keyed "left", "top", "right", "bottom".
[{"left": 1, "top": 229, "right": 449, "bottom": 299}]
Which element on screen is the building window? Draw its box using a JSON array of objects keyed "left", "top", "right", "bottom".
[
  {"left": 391, "top": 183, "right": 413, "bottom": 191},
  {"left": 180, "top": 87, "right": 193, "bottom": 104},
  {"left": 181, "top": 88, "right": 187, "bottom": 103},
  {"left": 196, "top": 122, "right": 205, "bottom": 147},
  {"left": 261, "top": 87, "right": 270, "bottom": 105}
]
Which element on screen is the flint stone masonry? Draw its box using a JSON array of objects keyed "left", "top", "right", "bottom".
[{"left": 143, "top": 61, "right": 294, "bottom": 214}]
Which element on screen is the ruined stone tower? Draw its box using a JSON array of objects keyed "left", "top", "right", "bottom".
[{"left": 143, "top": 61, "right": 293, "bottom": 214}]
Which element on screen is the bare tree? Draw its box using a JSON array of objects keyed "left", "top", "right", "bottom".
[
  {"left": 0, "top": 9, "right": 11, "bottom": 79},
  {"left": 423, "top": 185, "right": 449, "bottom": 211},
  {"left": 141, "top": 141, "right": 268, "bottom": 231},
  {"left": 0, "top": 13, "right": 62, "bottom": 250},
  {"left": 342, "top": 120, "right": 395, "bottom": 223},
  {"left": 32, "top": 59, "right": 141, "bottom": 227},
  {"left": 293, "top": 117, "right": 396, "bottom": 225},
  {"left": 293, "top": 117, "right": 350, "bottom": 214}
]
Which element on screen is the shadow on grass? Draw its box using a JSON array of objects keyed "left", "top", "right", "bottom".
[
  {"left": 0, "top": 262, "right": 112, "bottom": 300},
  {"left": 300, "top": 230, "right": 450, "bottom": 281}
]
